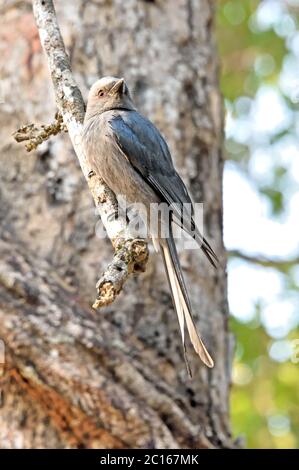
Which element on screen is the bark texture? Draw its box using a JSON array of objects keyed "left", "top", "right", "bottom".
[{"left": 0, "top": 0, "right": 231, "bottom": 448}]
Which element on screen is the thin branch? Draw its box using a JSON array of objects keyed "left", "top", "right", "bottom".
[
  {"left": 228, "top": 249, "right": 299, "bottom": 271},
  {"left": 13, "top": 111, "right": 66, "bottom": 151},
  {"left": 93, "top": 239, "right": 148, "bottom": 309},
  {"left": 14, "top": 0, "right": 148, "bottom": 307}
]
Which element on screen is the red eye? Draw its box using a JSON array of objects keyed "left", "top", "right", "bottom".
[{"left": 98, "top": 90, "right": 105, "bottom": 97}]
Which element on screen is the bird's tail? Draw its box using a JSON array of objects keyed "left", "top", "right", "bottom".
[{"left": 159, "top": 230, "right": 214, "bottom": 374}]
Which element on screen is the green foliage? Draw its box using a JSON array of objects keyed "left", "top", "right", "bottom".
[
  {"left": 217, "top": 0, "right": 299, "bottom": 449},
  {"left": 260, "top": 187, "right": 284, "bottom": 214},
  {"left": 231, "top": 318, "right": 299, "bottom": 448},
  {"left": 217, "top": 0, "right": 286, "bottom": 100}
]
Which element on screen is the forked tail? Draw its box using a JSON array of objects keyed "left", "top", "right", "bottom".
[{"left": 159, "top": 232, "right": 214, "bottom": 373}]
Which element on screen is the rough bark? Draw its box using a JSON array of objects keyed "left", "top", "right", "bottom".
[{"left": 0, "top": 0, "right": 232, "bottom": 448}]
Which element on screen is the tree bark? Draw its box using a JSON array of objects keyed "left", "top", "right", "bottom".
[{"left": 0, "top": 0, "right": 231, "bottom": 448}]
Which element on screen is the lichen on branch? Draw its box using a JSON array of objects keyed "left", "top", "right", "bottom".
[{"left": 13, "top": 112, "right": 66, "bottom": 152}]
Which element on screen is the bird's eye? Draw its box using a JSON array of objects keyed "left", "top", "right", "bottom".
[{"left": 98, "top": 90, "right": 105, "bottom": 98}]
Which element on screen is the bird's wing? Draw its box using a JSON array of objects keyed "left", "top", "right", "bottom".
[{"left": 109, "top": 111, "right": 217, "bottom": 265}]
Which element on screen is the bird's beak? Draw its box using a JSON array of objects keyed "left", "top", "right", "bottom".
[{"left": 109, "top": 78, "right": 125, "bottom": 95}]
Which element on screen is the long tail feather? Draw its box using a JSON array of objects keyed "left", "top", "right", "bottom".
[
  {"left": 172, "top": 216, "right": 218, "bottom": 268},
  {"left": 159, "top": 232, "right": 214, "bottom": 370},
  {"left": 160, "top": 240, "right": 192, "bottom": 376}
]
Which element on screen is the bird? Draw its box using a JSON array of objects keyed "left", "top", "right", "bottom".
[{"left": 82, "top": 76, "right": 217, "bottom": 372}]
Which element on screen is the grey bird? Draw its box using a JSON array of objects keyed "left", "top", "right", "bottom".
[{"left": 82, "top": 76, "right": 217, "bottom": 371}]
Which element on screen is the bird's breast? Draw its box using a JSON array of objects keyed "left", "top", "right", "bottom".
[{"left": 82, "top": 114, "right": 158, "bottom": 209}]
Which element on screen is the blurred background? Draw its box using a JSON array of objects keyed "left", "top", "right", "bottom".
[{"left": 218, "top": 0, "right": 299, "bottom": 449}]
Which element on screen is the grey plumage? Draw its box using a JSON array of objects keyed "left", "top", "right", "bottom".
[{"left": 83, "top": 76, "right": 216, "bottom": 371}]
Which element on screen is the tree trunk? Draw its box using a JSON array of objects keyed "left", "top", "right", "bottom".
[{"left": 0, "top": 0, "right": 231, "bottom": 448}]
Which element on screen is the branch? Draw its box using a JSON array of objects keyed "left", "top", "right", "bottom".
[
  {"left": 228, "top": 249, "right": 299, "bottom": 271},
  {"left": 13, "top": 111, "right": 66, "bottom": 151},
  {"left": 13, "top": 0, "right": 148, "bottom": 308}
]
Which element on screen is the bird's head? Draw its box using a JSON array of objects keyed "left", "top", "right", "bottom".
[{"left": 84, "top": 76, "right": 135, "bottom": 121}]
